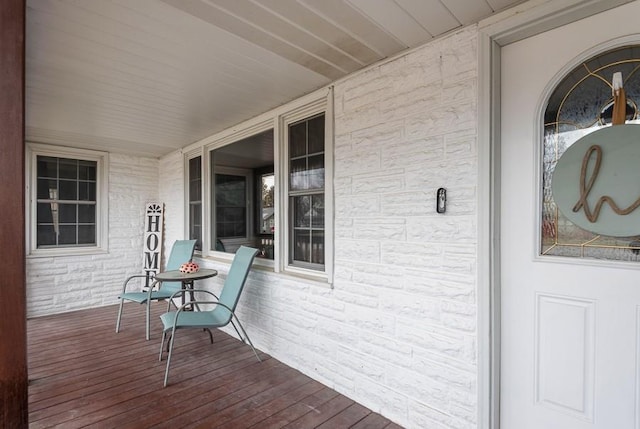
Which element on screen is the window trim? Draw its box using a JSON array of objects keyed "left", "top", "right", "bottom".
[
  {"left": 279, "top": 97, "right": 333, "bottom": 281},
  {"left": 184, "top": 149, "right": 204, "bottom": 253},
  {"left": 26, "top": 143, "right": 109, "bottom": 257}
]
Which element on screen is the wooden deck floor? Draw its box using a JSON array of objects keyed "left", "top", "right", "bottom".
[{"left": 28, "top": 303, "right": 401, "bottom": 428}]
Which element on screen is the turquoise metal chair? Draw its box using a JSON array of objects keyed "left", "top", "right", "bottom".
[
  {"left": 158, "top": 245, "right": 260, "bottom": 386},
  {"left": 116, "top": 239, "right": 197, "bottom": 340}
]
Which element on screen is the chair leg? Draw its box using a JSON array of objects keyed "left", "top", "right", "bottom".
[
  {"left": 159, "top": 331, "right": 166, "bottom": 361},
  {"left": 164, "top": 328, "right": 177, "bottom": 387},
  {"left": 145, "top": 301, "right": 151, "bottom": 341},
  {"left": 204, "top": 328, "right": 213, "bottom": 344},
  {"left": 232, "top": 317, "right": 261, "bottom": 362},
  {"left": 115, "top": 298, "right": 125, "bottom": 333}
]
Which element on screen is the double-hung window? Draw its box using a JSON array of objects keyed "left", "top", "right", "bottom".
[
  {"left": 27, "top": 144, "right": 108, "bottom": 256},
  {"left": 288, "top": 114, "right": 325, "bottom": 269}
]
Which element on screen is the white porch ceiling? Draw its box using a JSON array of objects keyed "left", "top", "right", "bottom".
[{"left": 26, "top": 0, "right": 525, "bottom": 157}]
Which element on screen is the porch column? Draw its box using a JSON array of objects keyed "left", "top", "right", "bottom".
[{"left": 0, "top": 0, "right": 27, "bottom": 427}]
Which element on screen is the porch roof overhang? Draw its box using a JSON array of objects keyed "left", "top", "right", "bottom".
[{"left": 26, "top": 0, "right": 527, "bottom": 158}]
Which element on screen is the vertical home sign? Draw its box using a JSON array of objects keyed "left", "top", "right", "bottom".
[{"left": 143, "top": 203, "right": 164, "bottom": 279}]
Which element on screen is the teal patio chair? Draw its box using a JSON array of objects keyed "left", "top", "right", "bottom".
[
  {"left": 116, "top": 239, "right": 197, "bottom": 340},
  {"left": 158, "top": 245, "right": 260, "bottom": 386}
]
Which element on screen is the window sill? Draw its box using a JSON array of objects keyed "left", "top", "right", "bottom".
[
  {"left": 27, "top": 247, "right": 109, "bottom": 259},
  {"left": 196, "top": 253, "right": 333, "bottom": 289}
]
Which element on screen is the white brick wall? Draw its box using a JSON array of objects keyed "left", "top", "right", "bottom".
[
  {"left": 158, "top": 26, "right": 480, "bottom": 429},
  {"left": 26, "top": 153, "right": 159, "bottom": 317}
]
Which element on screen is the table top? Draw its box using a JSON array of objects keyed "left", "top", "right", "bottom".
[{"left": 154, "top": 268, "right": 218, "bottom": 282}]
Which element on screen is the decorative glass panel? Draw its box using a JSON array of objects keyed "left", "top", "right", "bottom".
[{"left": 541, "top": 45, "right": 640, "bottom": 261}]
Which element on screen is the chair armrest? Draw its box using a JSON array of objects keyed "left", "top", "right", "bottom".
[
  {"left": 121, "top": 274, "right": 155, "bottom": 293},
  {"left": 172, "top": 300, "right": 235, "bottom": 323},
  {"left": 164, "top": 289, "right": 220, "bottom": 311}
]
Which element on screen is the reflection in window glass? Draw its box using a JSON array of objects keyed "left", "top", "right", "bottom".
[
  {"left": 216, "top": 174, "right": 247, "bottom": 239},
  {"left": 260, "top": 173, "right": 275, "bottom": 234},
  {"left": 36, "top": 156, "right": 97, "bottom": 248},
  {"left": 188, "top": 156, "right": 202, "bottom": 251},
  {"left": 542, "top": 45, "right": 640, "bottom": 261},
  {"left": 289, "top": 113, "right": 325, "bottom": 268}
]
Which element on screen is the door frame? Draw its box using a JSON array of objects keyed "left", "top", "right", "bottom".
[{"left": 476, "top": 1, "right": 635, "bottom": 428}]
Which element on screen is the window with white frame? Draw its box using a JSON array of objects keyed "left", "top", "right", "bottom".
[
  {"left": 28, "top": 145, "right": 108, "bottom": 256},
  {"left": 288, "top": 113, "right": 325, "bottom": 269},
  {"left": 187, "top": 155, "right": 202, "bottom": 251},
  {"left": 189, "top": 94, "right": 332, "bottom": 280}
]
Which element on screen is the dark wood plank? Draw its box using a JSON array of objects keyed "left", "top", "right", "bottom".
[
  {"left": 0, "top": 0, "right": 27, "bottom": 427},
  {"left": 316, "top": 402, "right": 373, "bottom": 428},
  {"left": 27, "top": 304, "right": 399, "bottom": 428},
  {"left": 247, "top": 387, "right": 339, "bottom": 428},
  {"left": 282, "top": 394, "right": 355, "bottom": 428},
  {"left": 218, "top": 380, "right": 326, "bottom": 428},
  {"left": 350, "top": 412, "right": 395, "bottom": 429}
]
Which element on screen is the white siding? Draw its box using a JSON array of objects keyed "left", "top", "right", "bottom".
[
  {"left": 159, "top": 26, "right": 480, "bottom": 429},
  {"left": 26, "top": 153, "right": 159, "bottom": 317}
]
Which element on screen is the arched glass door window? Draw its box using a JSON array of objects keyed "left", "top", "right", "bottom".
[{"left": 542, "top": 45, "right": 640, "bottom": 260}]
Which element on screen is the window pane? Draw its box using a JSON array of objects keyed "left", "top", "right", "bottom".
[
  {"left": 59, "top": 204, "right": 77, "bottom": 223},
  {"left": 294, "top": 196, "right": 311, "bottom": 227},
  {"left": 188, "top": 156, "right": 202, "bottom": 250},
  {"left": 58, "top": 159, "right": 77, "bottom": 179},
  {"left": 289, "top": 121, "right": 307, "bottom": 157},
  {"left": 216, "top": 174, "right": 246, "bottom": 206},
  {"left": 37, "top": 179, "right": 57, "bottom": 199},
  {"left": 78, "top": 161, "right": 96, "bottom": 180},
  {"left": 311, "top": 230, "right": 324, "bottom": 264},
  {"left": 37, "top": 156, "right": 58, "bottom": 178},
  {"left": 215, "top": 171, "right": 247, "bottom": 239},
  {"left": 58, "top": 225, "right": 77, "bottom": 245},
  {"left": 59, "top": 179, "right": 77, "bottom": 200},
  {"left": 78, "top": 181, "right": 96, "bottom": 201},
  {"left": 290, "top": 158, "right": 307, "bottom": 191},
  {"left": 308, "top": 115, "right": 325, "bottom": 154},
  {"left": 78, "top": 225, "right": 95, "bottom": 244},
  {"left": 189, "top": 157, "right": 201, "bottom": 180},
  {"left": 189, "top": 179, "right": 201, "bottom": 199},
  {"left": 308, "top": 154, "right": 325, "bottom": 190},
  {"left": 260, "top": 173, "right": 275, "bottom": 234},
  {"left": 37, "top": 203, "right": 53, "bottom": 223},
  {"left": 312, "top": 194, "right": 325, "bottom": 228},
  {"left": 78, "top": 205, "right": 95, "bottom": 223},
  {"left": 293, "top": 229, "right": 311, "bottom": 262},
  {"left": 37, "top": 224, "right": 56, "bottom": 246}
]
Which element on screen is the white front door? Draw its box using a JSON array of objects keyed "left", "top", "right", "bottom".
[{"left": 500, "top": 2, "right": 640, "bottom": 428}]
